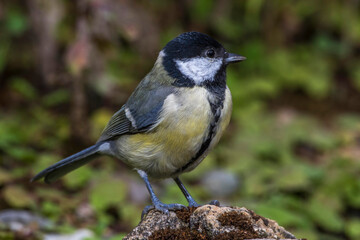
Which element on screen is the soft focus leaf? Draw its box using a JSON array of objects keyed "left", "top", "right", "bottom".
[
  {"left": 190, "top": 0, "right": 213, "bottom": 23},
  {"left": 308, "top": 200, "right": 343, "bottom": 232},
  {"left": 41, "top": 201, "right": 62, "bottom": 219},
  {"left": 3, "top": 185, "right": 34, "bottom": 208},
  {"left": 344, "top": 179, "right": 360, "bottom": 208},
  {"left": 5, "top": 8, "right": 27, "bottom": 35},
  {"left": 90, "top": 177, "right": 127, "bottom": 212},
  {"left": 9, "top": 77, "right": 37, "bottom": 100},
  {"left": 42, "top": 89, "right": 70, "bottom": 107},
  {"left": 275, "top": 164, "right": 310, "bottom": 190},
  {"left": 0, "top": 168, "right": 12, "bottom": 185},
  {"left": 109, "top": 234, "right": 127, "bottom": 240},
  {"left": 255, "top": 203, "right": 310, "bottom": 229},
  {"left": 63, "top": 165, "right": 93, "bottom": 189},
  {"left": 345, "top": 219, "right": 360, "bottom": 240}
]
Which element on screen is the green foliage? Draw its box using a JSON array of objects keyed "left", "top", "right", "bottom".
[
  {"left": 190, "top": 0, "right": 214, "bottom": 23},
  {"left": 63, "top": 166, "right": 93, "bottom": 189},
  {"left": 346, "top": 219, "right": 360, "bottom": 240},
  {"left": 4, "top": 7, "right": 27, "bottom": 35},
  {"left": 308, "top": 199, "right": 343, "bottom": 232},
  {"left": 3, "top": 186, "right": 34, "bottom": 208},
  {"left": 89, "top": 176, "right": 127, "bottom": 212},
  {"left": 0, "top": 231, "right": 15, "bottom": 240},
  {"left": 10, "top": 77, "right": 38, "bottom": 100},
  {"left": 42, "top": 89, "right": 70, "bottom": 107},
  {"left": 41, "top": 201, "right": 62, "bottom": 219},
  {"left": 256, "top": 202, "right": 311, "bottom": 229},
  {"left": 109, "top": 234, "right": 127, "bottom": 240}
]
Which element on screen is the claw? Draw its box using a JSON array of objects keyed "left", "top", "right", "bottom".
[
  {"left": 141, "top": 205, "right": 155, "bottom": 219},
  {"left": 141, "top": 203, "right": 186, "bottom": 219},
  {"left": 188, "top": 199, "right": 200, "bottom": 208}
]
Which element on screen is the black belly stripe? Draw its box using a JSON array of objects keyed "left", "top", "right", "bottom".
[
  {"left": 172, "top": 66, "right": 228, "bottom": 175},
  {"left": 173, "top": 92, "right": 225, "bottom": 175}
]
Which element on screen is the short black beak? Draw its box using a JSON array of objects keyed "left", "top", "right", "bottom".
[{"left": 225, "top": 52, "right": 246, "bottom": 64}]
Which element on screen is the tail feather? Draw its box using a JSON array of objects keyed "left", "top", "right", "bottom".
[{"left": 31, "top": 144, "right": 101, "bottom": 183}]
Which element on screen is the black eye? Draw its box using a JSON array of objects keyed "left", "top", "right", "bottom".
[{"left": 206, "top": 49, "right": 215, "bottom": 58}]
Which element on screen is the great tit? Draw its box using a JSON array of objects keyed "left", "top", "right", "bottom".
[{"left": 32, "top": 32, "right": 245, "bottom": 215}]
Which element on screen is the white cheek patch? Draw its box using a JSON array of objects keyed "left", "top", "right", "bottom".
[{"left": 175, "top": 57, "right": 222, "bottom": 84}]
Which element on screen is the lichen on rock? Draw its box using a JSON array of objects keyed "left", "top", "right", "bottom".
[{"left": 124, "top": 205, "right": 300, "bottom": 240}]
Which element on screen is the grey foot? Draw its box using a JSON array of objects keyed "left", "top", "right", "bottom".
[
  {"left": 141, "top": 202, "right": 186, "bottom": 219},
  {"left": 188, "top": 199, "right": 200, "bottom": 207}
]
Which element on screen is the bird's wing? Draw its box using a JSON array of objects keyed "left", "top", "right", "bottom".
[{"left": 97, "top": 80, "right": 174, "bottom": 142}]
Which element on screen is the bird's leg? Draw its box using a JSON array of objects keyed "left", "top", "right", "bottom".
[
  {"left": 173, "top": 177, "right": 200, "bottom": 207},
  {"left": 174, "top": 177, "right": 221, "bottom": 207},
  {"left": 137, "top": 170, "right": 185, "bottom": 218}
]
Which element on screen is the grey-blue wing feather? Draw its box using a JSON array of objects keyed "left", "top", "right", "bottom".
[
  {"left": 31, "top": 144, "right": 100, "bottom": 183},
  {"left": 97, "top": 106, "right": 133, "bottom": 142},
  {"left": 98, "top": 81, "right": 174, "bottom": 142}
]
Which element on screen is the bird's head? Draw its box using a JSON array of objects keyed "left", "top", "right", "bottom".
[{"left": 160, "top": 32, "right": 245, "bottom": 87}]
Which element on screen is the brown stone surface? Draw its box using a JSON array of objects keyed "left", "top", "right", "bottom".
[{"left": 124, "top": 205, "right": 302, "bottom": 240}]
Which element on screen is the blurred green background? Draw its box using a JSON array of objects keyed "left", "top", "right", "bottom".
[{"left": 1, "top": 0, "right": 360, "bottom": 239}]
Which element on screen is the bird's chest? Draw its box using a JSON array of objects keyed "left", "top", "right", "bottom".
[
  {"left": 157, "top": 87, "right": 214, "bottom": 150},
  {"left": 169, "top": 86, "right": 232, "bottom": 174},
  {"left": 156, "top": 86, "right": 231, "bottom": 174},
  {"left": 120, "top": 86, "right": 231, "bottom": 178}
]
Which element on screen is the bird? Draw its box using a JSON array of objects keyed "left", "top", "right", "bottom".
[{"left": 32, "top": 32, "right": 246, "bottom": 215}]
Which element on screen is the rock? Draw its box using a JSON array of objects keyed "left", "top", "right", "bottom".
[
  {"left": 0, "top": 210, "right": 94, "bottom": 240},
  {"left": 44, "top": 229, "right": 94, "bottom": 240},
  {"left": 0, "top": 209, "right": 53, "bottom": 231},
  {"left": 124, "top": 205, "right": 300, "bottom": 240}
]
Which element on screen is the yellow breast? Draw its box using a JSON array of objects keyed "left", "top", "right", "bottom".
[
  {"left": 115, "top": 86, "right": 232, "bottom": 178},
  {"left": 154, "top": 88, "right": 210, "bottom": 145}
]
